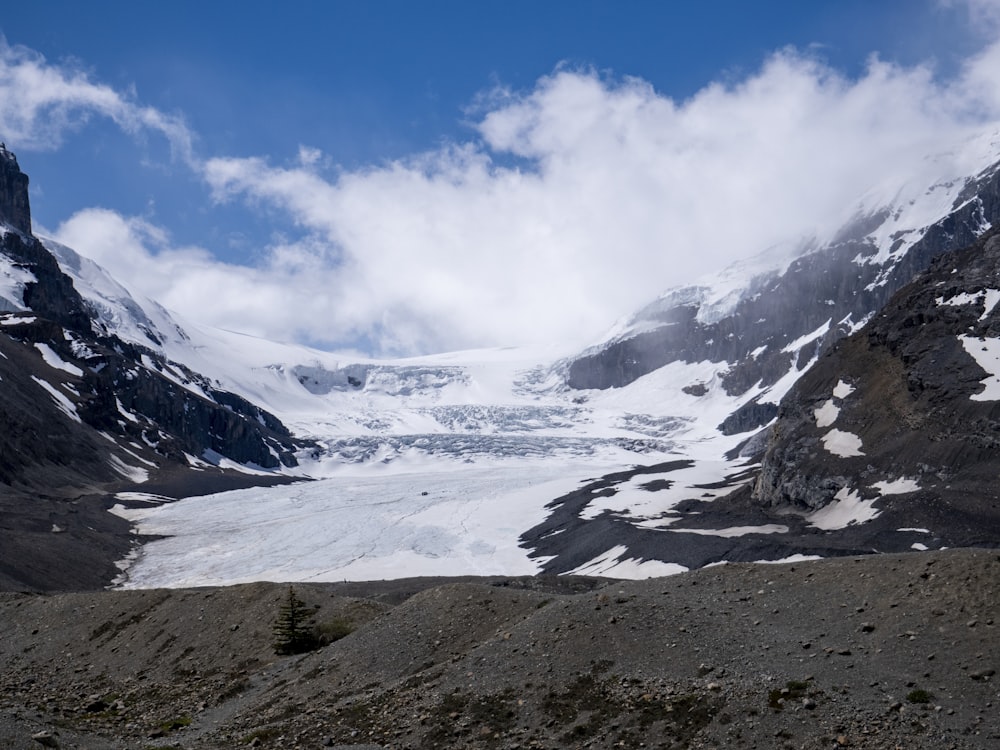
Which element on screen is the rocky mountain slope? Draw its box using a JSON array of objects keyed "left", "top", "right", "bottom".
[
  {"left": 0, "top": 146, "right": 309, "bottom": 590},
  {"left": 5, "top": 130, "right": 1000, "bottom": 590},
  {"left": 524, "top": 230, "right": 1000, "bottom": 576},
  {"left": 567, "top": 135, "right": 1000, "bottom": 438},
  {"left": 0, "top": 549, "right": 996, "bottom": 749},
  {"left": 751, "top": 227, "right": 1000, "bottom": 530}
]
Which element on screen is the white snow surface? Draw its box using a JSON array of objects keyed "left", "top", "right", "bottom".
[
  {"left": 660, "top": 524, "right": 788, "bottom": 537},
  {"left": 821, "top": 428, "right": 865, "bottom": 457},
  {"left": 34, "top": 343, "right": 83, "bottom": 376},
  {"left": 0, "top": 254, "right": 34, "bottom": 313},
  {"left": 871, "top": 478, "right": 920, "bottom": 495},
  {"left": 113, "top": 463, "right": 598, "bottom": 587},
  {"left": 581, "top": 459, "right": 755, "bottom": 525},
  {"left": 831, "top": 380, "right": 855, "bottom": 399},
  {"left": 31, "top": 376, "right": 81, "bottom": 423},
  {"left": 807, "top": 487, "right": 880, "bottom": 530},
  {"left": 959, "top": 335, "right": 1000, "bottom": 400},
  {"left": 563, "top": 545, "right": 688, "bottom": 578},
  {"left": 936, "top": 289, "right": 1000, "bottom": 321},
  {"left": 782, "top": 319, "right": 830, "bottom": 353},
  {"left": 813, "top": 400, "right": 840, "bottom": 428},
  {"left": 108, "top": 455, "right": 149, "bottom": 484}
]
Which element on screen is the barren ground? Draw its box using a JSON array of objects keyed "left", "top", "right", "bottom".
[{"left": 0, "top": 549, "right": 997, "bottom": 749}]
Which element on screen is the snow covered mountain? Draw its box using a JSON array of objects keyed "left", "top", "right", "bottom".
[
  {"left": 568, "top": 130, "right": 1000, "bottom": 434},
  {"left": 4, "top": 131, "right": 1000, "bottom": 589}
]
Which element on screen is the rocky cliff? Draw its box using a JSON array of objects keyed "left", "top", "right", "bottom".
[
  {"left": 752, "top": 226, "right": 1000, "bottom": 544},
  {"left": 0, "top": 145, "right": 31, "bottom": 235}
]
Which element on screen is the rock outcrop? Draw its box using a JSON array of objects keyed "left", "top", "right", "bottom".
[
  {"left": 752, "top": 227, "right": 1000, "bottom": 539},
  {"left": 0, "top": 144, "right": 31, "bottom": 235}
]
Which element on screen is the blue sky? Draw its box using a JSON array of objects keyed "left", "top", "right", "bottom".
[{"left": 2, "top": 1, "right": 1000, "bottom": 354}]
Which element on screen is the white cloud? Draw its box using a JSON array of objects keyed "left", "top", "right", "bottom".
[
  {"left": 10, "top": 30, "right": 1000, "bottom": 356},
  {"left": 198, "top": 46, "right": 1000, "bottom": 354},
  {"left": 0, "top": 37, "right": 194, "bottom": 161},
  {"left": 940, "top": 0, "right": 1000, "bottom": 29}
]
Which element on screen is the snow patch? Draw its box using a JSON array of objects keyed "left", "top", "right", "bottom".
[
  {"left": 755, "top": 554, "right": 824, "bottom": 564},
  {"left": 108, "top": 455, "right": 149, "bottom": 483},
  {"left": 958, "top": 335, "right": 1000, "bottom": 400},
  {"left": 34, "top": 343, "right": 84, "bottom": 376},
  {"left": 807, "top": 487, "right": 880, "bottom": 530},
  {"left": 935, "top": 289, "right": 1000, "bottom": 321},
  {"left": 116, "top": 398, "right": 140, "bottom": 423},
  {"left": 662, "top": 524, "right": 788, "bottom": 537},
  {"left": 813, "top": 400, "right": 839, "bottom": 428},
  {"left": 981, "top": 289, "right": 1000, "bottom": 320},
  {"left": 781, "top": 319, "right": 831, "bottom": 353},
  {"left": 0, "top": 314, "right": 34, "bottom": 325},
  {"left": 564, "top": 544, "right": 688, "bottom": 578},
  {"left": 31, "top": 376, "right": 81, "bottom": 423},
  {"left": 821, "top": 428, "right": 864, "bottom": 457},
  {"left": 871, "top": 478, "right": 920, "bottom": 495},
  {"left": 831, "top": 379, "right": 855, "bottom": 399},
  {"left": 115, "top": 492, "right": 172, "bottom": 504},
  {"left": 0, "top": 258, "right": 35, "bottom": 312},
  {"left": 580, "top": 459, "right": 755, "bottom": 523}
]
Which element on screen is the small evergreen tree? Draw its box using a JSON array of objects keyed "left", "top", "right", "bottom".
[{"left": 272, "top": 586, "right": 318, "bottom": 655}]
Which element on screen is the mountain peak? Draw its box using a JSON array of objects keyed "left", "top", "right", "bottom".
[{"left": 0, "top": 143, "right": 32, "bottom": 235}]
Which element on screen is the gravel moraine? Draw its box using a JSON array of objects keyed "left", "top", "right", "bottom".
[{"left": 0, "top": 548, "right": 997, "bottom": 749}]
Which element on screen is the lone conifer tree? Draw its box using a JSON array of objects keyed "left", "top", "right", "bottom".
[{"left": 272, "top": 586, "right": 318, "bottom": 655}]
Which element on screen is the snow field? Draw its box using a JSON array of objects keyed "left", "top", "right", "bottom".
[{"left": 112, "top": 463, "right": 601, "bottom": 588}]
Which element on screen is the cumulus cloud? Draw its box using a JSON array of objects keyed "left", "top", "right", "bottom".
[
  {"left": 50, "top": 208, "right": 352, "bottom": 346},
  {"left": 0, "top": 37, "right": 194, "bottom": 160},
  {"left": 12, "top": 28, "right": 1000, "bottom": 356},
  {"left": 199, "top": 46, "right": 1000, "bottom": 354}
]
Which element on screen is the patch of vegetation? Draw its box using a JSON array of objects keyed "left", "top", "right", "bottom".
[
  {"left": 314, "top": 617, "right": 354, "bottom": 645},
  {"left": 907, "top": 688, "right": 933, "bottom": 704},
  {"left": 273, "top": 586, "right": 319, "bottom": 655},
  {"left": 157, "top": 715, "right": 191, "bottom": 734}
]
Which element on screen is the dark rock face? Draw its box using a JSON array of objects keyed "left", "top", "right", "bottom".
[
  {"left": 718, "top": 399, "right": 778, "bottom": 436},
  {"left": 753, "top": 227, "right": 1000, "bottom": 532},
  {"left": 0, "top": 231, "right": 306, "bottom": 477},
  {"left": 0, "top": 145, "right": 31, "bottom": 234},
  {"left": 524, "top": 229, "right": 1000, "bottom": 576},
  {"left": 567, "top": 160, "right": 1000, "bottom": 443},
  {"left": 0, "top": 149, "right": 308, "bottom": 495},
  {"left": 1, "top": 230, "right": 93, "bottom": 331},
  {"left": 0, "top": 148, "right": 316, "bottom": 590}
]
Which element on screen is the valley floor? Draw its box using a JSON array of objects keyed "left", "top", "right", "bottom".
[{"left": 1, "top": 549, "right": 997, "bottom": 749}]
